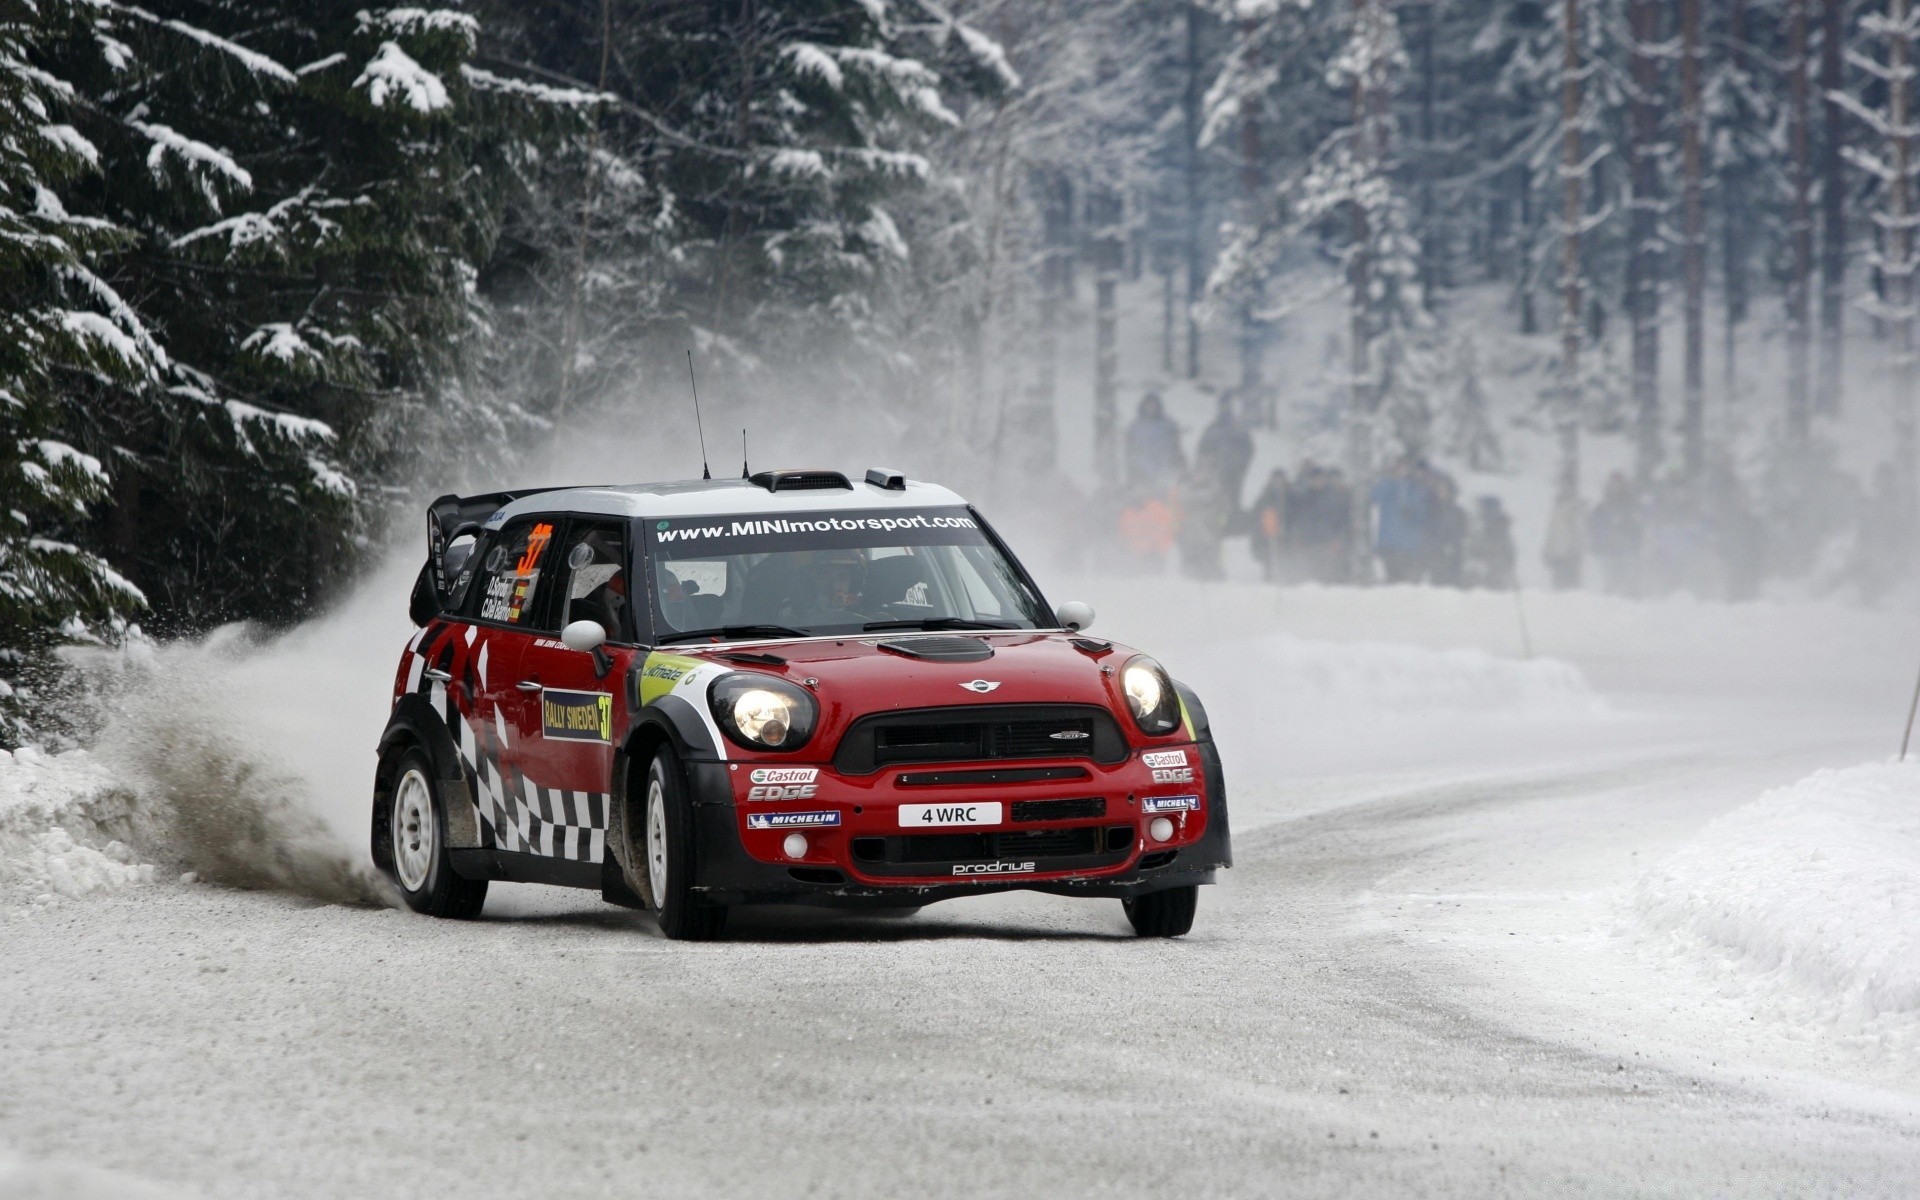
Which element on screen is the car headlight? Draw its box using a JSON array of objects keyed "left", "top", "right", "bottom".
[
  {"left": 709, "top": 673, "right": 818, "bottom": 751},
  {"left": 1120, "top": 656, "right": 1181, "bottom": 736}
]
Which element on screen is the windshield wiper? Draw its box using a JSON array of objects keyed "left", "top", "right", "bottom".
[
  {"left": 659, "top": 624, "right": 811, "bottom": 643},
  {"left": 861, "top": 617, "right": 1020, "bottom": 632}
]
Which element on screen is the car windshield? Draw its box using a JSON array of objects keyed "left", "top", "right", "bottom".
[{"left": 643, "top": 506, "right": 1052, "bottom": 641}]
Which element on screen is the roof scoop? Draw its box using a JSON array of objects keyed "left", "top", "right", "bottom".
[
  {"left": 875, "top": 636, "right": 994, "bottom": 663},
  {"left": 749, "top": 469, "right": 853, "bottom": 492}
]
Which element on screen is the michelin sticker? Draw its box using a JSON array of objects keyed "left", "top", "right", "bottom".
[
  {"left": 540, "top": 688, "right": 613, "bottom": 743},
  {"left": 746, "top": 811, "right": 841, "bottom": 830},
  {"left": 1142, "top": 795, "right": 1200, "bottom": 813}
]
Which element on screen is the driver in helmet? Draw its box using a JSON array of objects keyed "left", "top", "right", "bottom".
[{"left": 784, "top": 548, "right": 870, "bottom": 626}]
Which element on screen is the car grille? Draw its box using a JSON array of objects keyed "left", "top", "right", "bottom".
[
  {"left": 834, "top": 704, "right": 1128, "bottom": 775},
  {"left": 851, "top": 825, "right": 1134, "bottom": 867},
  {"left": 1010, "top": 797, "right": 1106, "bottom": 822}
]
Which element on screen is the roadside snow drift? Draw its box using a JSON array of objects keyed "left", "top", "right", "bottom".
[
  {"left": 1637, "top": 761, "right": 1920, "bottom": 1049},
  {"left": 0, "top": 747, "right": 155, "bottom": 902}
]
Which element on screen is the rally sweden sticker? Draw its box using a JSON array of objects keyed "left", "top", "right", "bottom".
[
  {"left": 1142, "top": 795, "right": 1200, "bottom": 813},
  {"left": 540, "top": 688, "right": 613, "bottom": 742},
  {"left": 746, "top": 810, "right": 841, "bottom": 830},
  {"left": 750, "top": 768, "right": 818, "bottom": 785},
  {"left": 1141, "top": 749, "right": 1189, "bottom": 769}
]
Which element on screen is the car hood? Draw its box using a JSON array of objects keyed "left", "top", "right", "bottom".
[{"left": 676, "top": 631, "right": 1137, "bottom": 726}]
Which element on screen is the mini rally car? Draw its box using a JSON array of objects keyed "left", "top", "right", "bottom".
[{"left": 371, "top": 468, "right": 1230, "bottom": 939}]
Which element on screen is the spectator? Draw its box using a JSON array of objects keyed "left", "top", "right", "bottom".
[
  {"left": 1425, "top": 469, "right": 1469, "bottom": 587},
  {"left": 1287, "top": 462, "right": 1354, "bottom": 583},
  {"left": 1370, "top": 456, "right": 1429, "bottom": 583},
  {"left": 1467, "top": 496, "right": 1517, "bottom": 589},
  {"left": 1194, "top": 391, "right": 1255, "bottom": 521},
  {"left": 1250, "top": 468, "right": 1288, "bottom": 581},
  {"left": 1543, "top": 481, "right": 1585, "bottom": 589},
  {"left": 1125, "top": 391, "right": 1185, "bottom": 494},
  {"left": 1587, "top": 471, "right": 1643, "bottom": 596}
]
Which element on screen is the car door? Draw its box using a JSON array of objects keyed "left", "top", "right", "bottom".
[
  {"left": 507, "top": 518, "right": 639, "bottom": 865},
  {"left": 461, "top": 515, "right": 562, "bottom": 857}
]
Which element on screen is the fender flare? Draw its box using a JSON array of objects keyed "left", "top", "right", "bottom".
[{"left": 372, "top": 694, "right": 479, "bottom": 869}]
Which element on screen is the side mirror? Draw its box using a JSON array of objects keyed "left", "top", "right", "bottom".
[
  {"left": 561, "top": 619, "right": 608, "bottom": 653},
  {"left": 1055, "top": 601, "right": 1095, "bottom": 632}
]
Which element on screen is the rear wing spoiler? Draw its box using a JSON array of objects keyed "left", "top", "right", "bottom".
[{"left": 411, "top": 487, "right": 569, "bottom": 625}]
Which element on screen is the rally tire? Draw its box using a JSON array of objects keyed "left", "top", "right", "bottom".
[
  {"left": 641, "top": 745, "right": 728, "bottom": 941},
  {"left": 1123, "top": 885, "right": 1197, "bottom": 938},
  {"left": 387, "top": 749, "right": 488, "bottom": 919}
]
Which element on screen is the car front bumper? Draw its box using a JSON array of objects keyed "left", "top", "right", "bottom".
[{"left": 683, "top": 740, "right": 1231, "bottom": 907}]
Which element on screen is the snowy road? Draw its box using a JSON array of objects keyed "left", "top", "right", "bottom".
[{"left": 4, "top": 580, "right": 1920, "bottom": 1197}]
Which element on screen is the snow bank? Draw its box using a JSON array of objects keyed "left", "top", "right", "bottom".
[
  {"left": 1182, "top": 633, "right": 1605, "bottom": 714},
  {"left": 1637, "top": 761, "right": 1920, "bottom": 1049},
  {"left": 0, "top": 746, "right": 157, "bottom": 902},
  {"left": 1180, "top": 631, "right": 1605, "bottom": 722}
]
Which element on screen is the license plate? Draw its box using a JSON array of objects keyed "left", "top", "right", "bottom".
[{"left": 898, "top": 802, "right": 1002, "bottom": 828}]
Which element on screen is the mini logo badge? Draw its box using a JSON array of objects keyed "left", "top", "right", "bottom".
[
  {"left": 960, "top": 679, "right": 1001, "bottom": 693},
  {"left": 1049, "top": 729, "right": 1090, "bottom": 740}
]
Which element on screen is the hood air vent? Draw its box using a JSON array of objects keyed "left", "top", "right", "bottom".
[{"left": 875, "top": 636, "right": 994, "bottom": 663}]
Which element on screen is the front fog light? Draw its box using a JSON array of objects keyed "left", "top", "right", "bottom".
[
  {"left": 783, "top": 833, "right": 809, "bottom": 859},
  {"left": 1148, "top": 817, "right": 1175, "bottom": 843}
]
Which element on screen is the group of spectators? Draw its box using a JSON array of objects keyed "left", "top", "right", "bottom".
[{"left": 1114, "top": 390, "right": 1518, "bottom": 590}]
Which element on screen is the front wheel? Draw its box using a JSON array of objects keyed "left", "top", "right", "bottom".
[
  {"left": 640, "top": 745, "right": 728, "bottom": 941},
  {"left": 386, "top": 749, "right": 487, "bottom": 919},
  {"left": 1122, "top": 885, "right": 1197, "bottom": 937}
]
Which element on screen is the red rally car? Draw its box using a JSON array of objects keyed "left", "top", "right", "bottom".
[{"left": 371, "top": 468, "right": 1230, "bottom": 940}]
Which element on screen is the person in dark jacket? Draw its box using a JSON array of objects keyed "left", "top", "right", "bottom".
[
  {"left": 1467, "top": 496, "right": 1517, "bottom": 589},
  {"left": 1125, "top": 391, "right": 1185, "bottom": 494},
  {"left": 1250, "top": 468, "right": 1288, "bottom": 581},
  {"left": 1370, "top": 455, "right": 1429, "bottom": 583},
  {"left": 1587, "top": 471, "right": 1643, "bottom": 596},
  {"left": 1194, "top": 391, "right": 1255, "bottom": 521}
]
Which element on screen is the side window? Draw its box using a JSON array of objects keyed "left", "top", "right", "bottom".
[
  {"left": 470, "top": 518, "right": 560, "bottom": 629},
  {"left": 556, "top": 521, "right": 636, "bottom": 643}
]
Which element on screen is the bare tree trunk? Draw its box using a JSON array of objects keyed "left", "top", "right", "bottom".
[
  {"left": 1092, "top": 185, "right": 1124, "bottom": 479},
  {"left": 1184, "top": 3, "right": 1204, "bottom": 380},
  {"left": 1818, "top": 0, "right": 1848, "bottom": 416},
  {"left": 711, "top": 0, "right": 759, "bottom": 325},
  {"left": 1418, "top": 0, "right": 1441, "bottom": 306},
  {"left": 1238, "top": 13, "right": 1266, "bottom": 414},
  {"left": 1723, "top": 0, "right": 1750, "bottom": 412},
  {"left": 557, "top": 0, "right": 614, "bottom": 416},
  {"left": 1680, "top": 0, "right": 1706, "bottom": 478},
  {"left": 1892, "top": 0, "right": 1917, "bottom": 517},
  {"left": 1558, "top": 0, "right": 1585, "bottom": 544},
  {"left": 1161, "top": 266, "right": 1175, "bottom": 374},
  {"left": 1786, "top": 0, "right": 1814, "bottom": 451},
  {"left": 1346, "top": 0, "right": 1377, "bottom": 583},
  {"left": 1627, "top": 0, "right": 1664, "bottom": 482}
]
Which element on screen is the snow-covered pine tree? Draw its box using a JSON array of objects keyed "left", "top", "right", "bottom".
[
  {"left": 0, "top": 0, "right": 151, "bottom": 739},
  {"left": 473, "top": 0, "right": 1010, "bottom": 433},
  {"left": 35, "top": 3, "right": 584, "bottom": 628},
  {"left": 1835, "top": 0, "right": 1920, "bottom": 520}
]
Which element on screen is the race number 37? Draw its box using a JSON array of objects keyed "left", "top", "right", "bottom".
[{"left": 898, "top": 802, "right": 1002, "bottom": 827}]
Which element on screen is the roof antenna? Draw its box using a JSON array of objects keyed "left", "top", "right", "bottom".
[
  {"left": 741, "top": 428, "right": 750, "bottom": 479},
  {"left": 686, "top": 349, "right": 711, "bottom": 480}
]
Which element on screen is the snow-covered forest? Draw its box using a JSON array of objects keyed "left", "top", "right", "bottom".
[{"left": 4, "top": 0, "right": 1917, "bottom": 740}]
